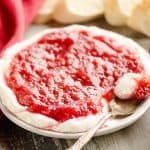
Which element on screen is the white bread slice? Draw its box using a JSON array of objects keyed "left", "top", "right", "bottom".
[
  {"left": 53, "top": 0, "right": 104, "bottom": 24},
  {"left": 127, "top": 0, "right": 150, "bottom": 37},
  {"left": 104, "top": 0, "right": 142, "bottom": 26},
  {"left": 34, "top": 0, "right": 59, "bottom": 24}
]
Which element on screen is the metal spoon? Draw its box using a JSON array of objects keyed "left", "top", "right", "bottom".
[{"left": 67, "top": 99, "right": 137, "bottom": 150}]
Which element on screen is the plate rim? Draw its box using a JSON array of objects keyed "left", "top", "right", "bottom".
[{"left": 0, "top": 97, "right": 149, "bottom": 139}]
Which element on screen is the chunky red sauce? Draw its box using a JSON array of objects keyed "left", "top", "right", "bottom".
[
  {"left": 135, "top": 76, "right": 150, "bottom": 101},
  {"left": 6, "top": 29, "right": 144, "bottom": 122}
]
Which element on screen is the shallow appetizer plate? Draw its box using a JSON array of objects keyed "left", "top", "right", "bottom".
[{"left": 0, "top": 25, "right": 150, "bottom": 139}]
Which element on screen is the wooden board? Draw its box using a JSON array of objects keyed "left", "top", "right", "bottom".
[{"left": 0, "top": 19, "right": 150, "bottom": 150}]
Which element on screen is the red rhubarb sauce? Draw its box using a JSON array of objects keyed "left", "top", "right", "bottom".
[
  {"left": 135, "top": 76, "right": 150, "bottom": 101},
  {"left": 5, "top": 29, "right": 144, "bottom": 122}
]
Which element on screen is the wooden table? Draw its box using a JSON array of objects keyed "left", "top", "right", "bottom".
[{"left": 0, "top": 19, "right": 150, "bottom": 150}]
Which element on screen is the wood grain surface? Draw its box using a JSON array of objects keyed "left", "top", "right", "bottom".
[{"left": 0, "top": 19, "right": 150, "bottom": 150}]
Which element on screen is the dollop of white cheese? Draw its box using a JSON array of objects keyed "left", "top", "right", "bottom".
[{"left": 114, "top": 73, "right": 141, "bottom": 100}]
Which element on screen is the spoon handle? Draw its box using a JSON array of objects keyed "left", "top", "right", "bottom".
[{"left": 67, "top": 113, "right": 111, "bottom": 150}]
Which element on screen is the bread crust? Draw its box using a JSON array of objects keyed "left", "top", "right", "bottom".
[
  {"left": 53, "top": 0, "right": 104, "bottom": 24},
  {"left": 127, "top": 0, "right": 150, "bottom": 37},
  {"left": 104, "top": 0, "right": 126, "bottom": 26},
  {"left": 34, "top": 0, "right": 59, "bottom": 24},
  {"left": 104, "top": 0, "right": 142, "bottom": 26}
]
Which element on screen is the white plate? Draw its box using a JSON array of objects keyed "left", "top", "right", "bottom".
[
  {"left": 0, "top": 25, "right": 150, "bottom": 139},
  {"left": 0, "top": 96, "right": 150, "bottom": 139}
]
